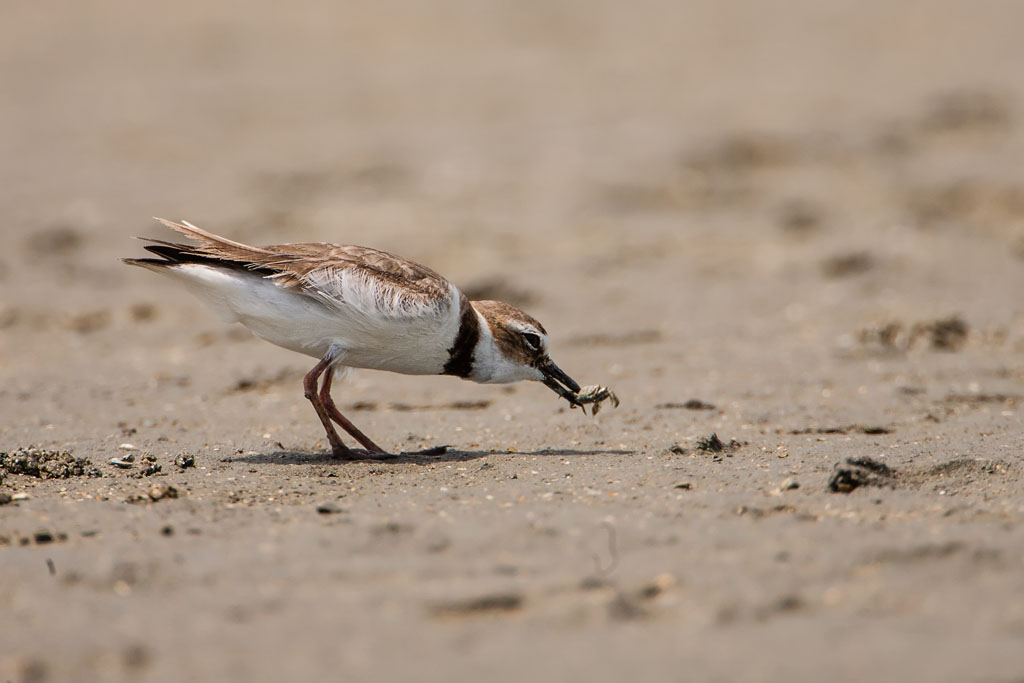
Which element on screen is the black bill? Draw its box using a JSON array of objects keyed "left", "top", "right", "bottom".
[{"left": 539, "top": 359, "right": 581, "bottom": 402}]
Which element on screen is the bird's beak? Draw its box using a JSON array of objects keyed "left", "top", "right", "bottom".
[{"left": 539, "top": 358, "right": 581, "bottom": 400}]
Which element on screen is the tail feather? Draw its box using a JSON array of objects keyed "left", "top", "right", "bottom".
[
  {"left": 122, "top": 257, "right": 172, "bottom": 269},
  {"left": 122, "top": 241, "right": 215, "bottom": 268},
  {"left": 141, "top": 244, "right": 193, "bottom": 261},
  {"left": 153, "top": 218, "right": 274, "bottom": 259},
  {"left": 123, "top": 225, "right": 277, "bottom": 275}
]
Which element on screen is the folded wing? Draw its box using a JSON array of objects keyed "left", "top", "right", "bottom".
[{"left": 135, "top": 218, "right": 457, "bottom": 320}]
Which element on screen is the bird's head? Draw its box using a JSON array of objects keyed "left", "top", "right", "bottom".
[{"left": 469, "top": 300, "right": 580, "bottom": 399}]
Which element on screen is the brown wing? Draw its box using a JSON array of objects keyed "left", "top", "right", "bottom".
[
  {"left": 258, "top": 242, "right": 451, "bottom": 300},
  {"left": 146, "top": 218, "right": 454, "bottom": 306}
]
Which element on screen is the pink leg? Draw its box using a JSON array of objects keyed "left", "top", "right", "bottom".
[
  {"left": 320, "top": 367, "right": 387, "bottom": 454},
  {"left": 303, "top": 354, "right": 354, "bottom": 459}
]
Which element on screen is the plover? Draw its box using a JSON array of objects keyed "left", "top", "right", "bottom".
[{"left": 124, "top": 219, "right": 608, "bottom": 459}]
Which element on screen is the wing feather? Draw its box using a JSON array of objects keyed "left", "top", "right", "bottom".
[{"left": 145, "top": 218, "right": 456, "bottom": 319}]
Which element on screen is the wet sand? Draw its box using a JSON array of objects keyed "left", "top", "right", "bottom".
[{"left": 3, "top": 1, "right": 1024, "bottom": 681}]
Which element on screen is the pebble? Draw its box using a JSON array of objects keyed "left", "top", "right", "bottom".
[
  {"left": 110, "top": 458, "right": 133, "bottom": 469},
  {"left": 781, "top": 477, "right": 800, "bottom": 491},
  {"left": 134, "top": 461, "right": 161, "bottom": 477},
  {"left": 0, "top": 493, "right": 12, "bottom": 506},
  {"left": 174, "top": 453, "right": 195, "bottom": 469},
  {"left": 126, "top": 484, "right": 179, "bottom": 504},
  {"left": 148, "top": 484, "right": 178, "bottom": 501},
  {"left": 316, "top": 502, "right": 342, "bottom": 515},
  {"left": 11, "top": 492, "right": 29, "bottom": 501}
]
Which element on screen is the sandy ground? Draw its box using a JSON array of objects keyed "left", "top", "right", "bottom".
[{"left": 3, "top": 1, "right": 1024, "bottom": 681}]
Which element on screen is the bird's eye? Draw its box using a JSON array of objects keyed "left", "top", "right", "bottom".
[{"left": 522, "top": 332, "right": 541, "bottom": 350}]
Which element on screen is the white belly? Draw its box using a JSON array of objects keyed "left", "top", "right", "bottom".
[{"left": 160, "top": 264, "right": 459, "bottom": 374}]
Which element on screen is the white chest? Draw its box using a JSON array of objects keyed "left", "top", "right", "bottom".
[{"left": 163, "top": 264, "right": 462, "bottom": 374}]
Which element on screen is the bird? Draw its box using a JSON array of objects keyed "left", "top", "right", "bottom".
[{"left": 123, "top": 218, "right": 586, "bottom": 459}]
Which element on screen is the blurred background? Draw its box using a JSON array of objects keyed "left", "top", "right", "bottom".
[
  {"left": 4, "top": 3, "right": 1024, "bottom": 682},
  {"left": 4, "top": 0, "right": 1024, "bottom": 417},
  {"left": 4, "top": 0, "right": 1023, "bottom": 282},
  {"left": 5, "top": 0, "right": 1024, "bottom": 454}
]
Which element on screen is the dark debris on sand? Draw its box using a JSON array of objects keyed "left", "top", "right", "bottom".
[
  {"left": 829, "top": 456, "right": 898, "bottom": 493},
  {"left": 129, "top": 455, "right": 162, "bottom": 478},
  {"left": 655, "top": 399, "right": 716, "bottom": 411},
  {"left": 430, "top": 593, "right": 524, "bottom": 618},
  {"left": 669, "top": 433, "right": 744, "bottom": 458},
  {"left": 0, "top": 447, "right": 101, "bottom": 479},
  {"left": 174, "top": 452, "right": 196, "bottom": 469},
  {"left": 858, "top": 315, "right": 969, "bottom": 353},
  {"left": 696, "top": 433, "right": 743, "bottom": 453}
]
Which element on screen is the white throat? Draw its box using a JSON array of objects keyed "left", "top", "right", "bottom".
[{"left": 468, "top": 309, "right": 544, "bottom": 385}]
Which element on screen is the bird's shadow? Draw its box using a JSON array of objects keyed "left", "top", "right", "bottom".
[{"left": 222, "top": 446, "right": 634, "bottom": 466}]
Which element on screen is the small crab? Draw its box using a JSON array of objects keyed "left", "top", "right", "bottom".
[
  {"left": 541, "top": 372, "right": 620, "bottom": 416},
  {"left": 567, "top": 384, "right": 620, "bottom": 416}
]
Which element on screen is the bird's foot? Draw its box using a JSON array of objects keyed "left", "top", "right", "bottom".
[
  {"left": 330, "top": 445, "right": 449, "bottom": 460},
  {"left": 331, "top": 447, "right": 395, "bottom": 461}
]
